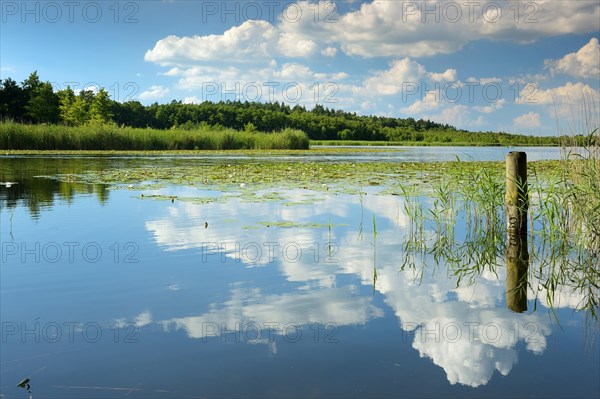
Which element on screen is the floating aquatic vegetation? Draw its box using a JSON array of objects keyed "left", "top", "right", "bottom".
[{"left": 252, "top": 221, "right": 349, "bottom": 229}]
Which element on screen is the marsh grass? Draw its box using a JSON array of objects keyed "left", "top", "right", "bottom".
[
  {"left": 552, "top": 96, "right": 599, "bottom": 319},
  {"left": 372, "top": 214, "right": 378, "bottom": 292},
  {"left": 357, "top": 188, "right": 365, "bottom": 242},
  {"left": 9, "top": 211, "right": 14, "bottom": 240},
  {"left": 396, "top": 129, "right": 599, "bottom": 319},
  {"left": 0, "top": 121, "right": 309, "bottom": 150}
]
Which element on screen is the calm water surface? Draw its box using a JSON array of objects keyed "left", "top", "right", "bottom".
[{"left": 1, "top": 147, "right": 598, "bottom": 398}]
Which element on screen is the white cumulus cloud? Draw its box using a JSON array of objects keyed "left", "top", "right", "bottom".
[
  {"left": 145, "top": 20, "right": 278, "bottom": 65},
  {"left": 321, "top": 47, "right": 337, "bottom": 57},
  {"left": 138, "top": 85, "right": 170, "bottom": 100},
  {"left": 518, "top": 82, "right": 599, "bottom": 106},
  {"left": 362, "top": 58, "right": 457, "bottom": 96},
  {"left": 546, "top": 37, "right": 600, "bottom": 78},
  {"left": 513, "top": 112, "right": 541, "bottom": 128}
]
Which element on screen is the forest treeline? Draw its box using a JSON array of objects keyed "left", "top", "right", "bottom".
[{"left": 0, "top": 71, "right": 574, "bottom": 146}]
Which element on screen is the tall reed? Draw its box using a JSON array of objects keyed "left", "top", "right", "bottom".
[{"left": 0, "top": 121, "right": 310, "bottom": 150}]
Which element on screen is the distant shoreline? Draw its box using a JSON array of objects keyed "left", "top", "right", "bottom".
[{"left": 310, "top": 140, "right": 560, "bottom": 147}]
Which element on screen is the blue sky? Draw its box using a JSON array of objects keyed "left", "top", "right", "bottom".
[{"left": 1, "top": 0, "right": 599, "bottom": 135}]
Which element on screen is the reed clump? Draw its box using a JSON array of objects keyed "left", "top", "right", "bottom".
[
  {"left": 0, "top": 121, "right": 310, "bottom": 150},
  {"left": 396, "top": 120, "right": 598, "bottom": 318}
]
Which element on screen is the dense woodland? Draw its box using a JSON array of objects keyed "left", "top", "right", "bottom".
[{"left": 0, "top": 71, "right": 567, "bottom": 145}]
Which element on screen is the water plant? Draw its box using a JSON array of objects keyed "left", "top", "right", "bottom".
[
  {"left": 372, "top": 213, "right": 378, "bottom": 292},
  {"left": 357, "top": 188, "right": 365, "bottom": 242}
]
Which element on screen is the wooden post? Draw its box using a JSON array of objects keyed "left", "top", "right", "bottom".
[
  {"left": 506, "top": 233, "right": 529, "bottom": 312},
  {"left": 505, "top": 151, "right": 528, "bottom": 234},
  {"left": 506, "top": 152, "right": 529, "bottom": 313}
]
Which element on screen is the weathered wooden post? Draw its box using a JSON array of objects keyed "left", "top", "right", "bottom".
[
  {"left": 505, "top": 152, "right": 529, "bottom": 312},
  {"left": 506, "top": 151, "right": 528, "bottom": 233},
  {"left": 506, "top": 233, "right": 529, "bottom": 312}
]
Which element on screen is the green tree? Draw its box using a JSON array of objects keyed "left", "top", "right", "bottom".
[
  {"left": 0, "top": 78, "right": 28, "bottom": 121},
  {"left": 58, "top": 87, "right": 76, "bottom": 125},
  {"left": 244, "top": 122, "right": 257, "bottom": 133},
  {"left": 58, "top": 87, "right": 89, "bottom": 126},
  {"left": 113, "top": 100, "right": 147, "bottom": 127},
  {"left": 25, "top": 81, "right": 59, "bottom": 123},
  {"left": 22, "top": 71, "right": 42, "bottom": 93},
  {"left": 88, "top": 88, "right": 114, "bottom": 125}
]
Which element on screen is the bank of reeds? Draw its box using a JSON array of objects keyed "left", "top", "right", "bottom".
[
  {"left": 0, "top": 121, "right": 310, "bottom": 150},
  {"left": 395, "top": 97, "right": 599, "bottom": 318}
]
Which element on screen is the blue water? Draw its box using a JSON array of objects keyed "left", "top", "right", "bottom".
[{"left": 0, "top": 149, "right": 598, "bottom": 398}]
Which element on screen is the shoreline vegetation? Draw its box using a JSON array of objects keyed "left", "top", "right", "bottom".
[
  {"left": 0, "top": 122, "right": 310, "bottom": 151},
  {"left": 0, "top": 121, "right": 566, "bottom": 152},
  {"left": 310, "top": 140, "right": 559, "bottom": 147},
  {"left": 2, "top": 71, "right": 592, "bottom": 150},
  {"left": 0, "top": 121, "right": 571, "bottom": 151}
]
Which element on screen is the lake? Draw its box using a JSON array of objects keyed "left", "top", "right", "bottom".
[{"left": 1, "top": 146, "right": 598, "bottom": 398}]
